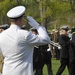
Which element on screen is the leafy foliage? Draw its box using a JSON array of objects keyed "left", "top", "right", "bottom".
[{"left": 0, "top": 0, "right": 75, "bottom": 29}]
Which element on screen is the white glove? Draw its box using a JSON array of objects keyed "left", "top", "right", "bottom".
[{"left": 27, "top": 16, "right": 40, "bottom": 28}]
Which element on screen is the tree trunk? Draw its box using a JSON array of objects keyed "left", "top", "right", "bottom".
[
  {"left": 70, "top": 0, "right": 75, "bottom": 11},
  {"left": 39, "top": 0, "right": 47, "bottom": 28},
  {"left": 17, "top": 0, "right": 22, "bottom": 5}
]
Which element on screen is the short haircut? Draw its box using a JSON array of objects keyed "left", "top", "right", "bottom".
[{"left": 30, "top": 28, "right": 38, "bottom": 34}]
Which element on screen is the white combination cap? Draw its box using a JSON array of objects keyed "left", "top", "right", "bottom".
[
  {"left": 60, "top": 25, "right": 69, "bottom": 31},
  {"left": 7, "top": 6, "right": 26, "bottom": 18}
]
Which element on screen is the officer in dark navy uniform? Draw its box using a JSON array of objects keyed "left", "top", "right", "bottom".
[
  {"left": 30, "top": 28, "right": 44, "bottom": 75},
  {"left": 39, "top": 44, "right": 53, "bottom": 75},
  {"left": 56, "top": 26, "right": 70, "bottom": 75},
  {"left": 30, "top": 28, "right": 53, "bottom": 75},
  {"left": 69, "top": 28, "right": 75, "bottom": 75}
]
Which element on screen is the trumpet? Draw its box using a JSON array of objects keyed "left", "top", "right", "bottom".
[{"left": 50, "top": 41, "right": 62, "bottom": 49}]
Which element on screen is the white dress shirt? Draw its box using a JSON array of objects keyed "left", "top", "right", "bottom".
[{"left": 0, "top": 24, "right": 50, "bottom": 75}]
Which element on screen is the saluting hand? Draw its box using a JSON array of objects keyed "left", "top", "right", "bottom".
[{"left": 27, "top": 16, "right": 40, "bottom": 29}]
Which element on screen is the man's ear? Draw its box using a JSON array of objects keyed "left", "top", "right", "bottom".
[{"left": 19, "top": 18, "right": 22, "bottom": 23}]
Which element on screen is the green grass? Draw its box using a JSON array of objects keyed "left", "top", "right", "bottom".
[
  {"left": 0, "top": 57, "right": 69, "bottom": 75},
  {"left": 43, "top": 58, "right": 69, "bottom": 75}
]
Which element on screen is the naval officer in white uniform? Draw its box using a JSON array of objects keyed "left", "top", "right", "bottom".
[{"left": 0, "top": 6, "right": 50, "bottom": 75}]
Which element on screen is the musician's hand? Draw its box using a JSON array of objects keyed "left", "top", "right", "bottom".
[{"left": 27, "top": 16, "right": 40, "bottom": 28}]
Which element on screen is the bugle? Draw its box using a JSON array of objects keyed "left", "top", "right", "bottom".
[{"left": 50, "top": 41, "right": 62, "bottom": 49}]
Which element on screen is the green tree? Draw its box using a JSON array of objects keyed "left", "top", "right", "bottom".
[{"left": 0, "top": 0, "right": 18, "bottom": 24}]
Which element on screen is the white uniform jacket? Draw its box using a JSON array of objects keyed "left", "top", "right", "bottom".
[{"left": 0, "top": 24, "right": 50, "bottom": 75}]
